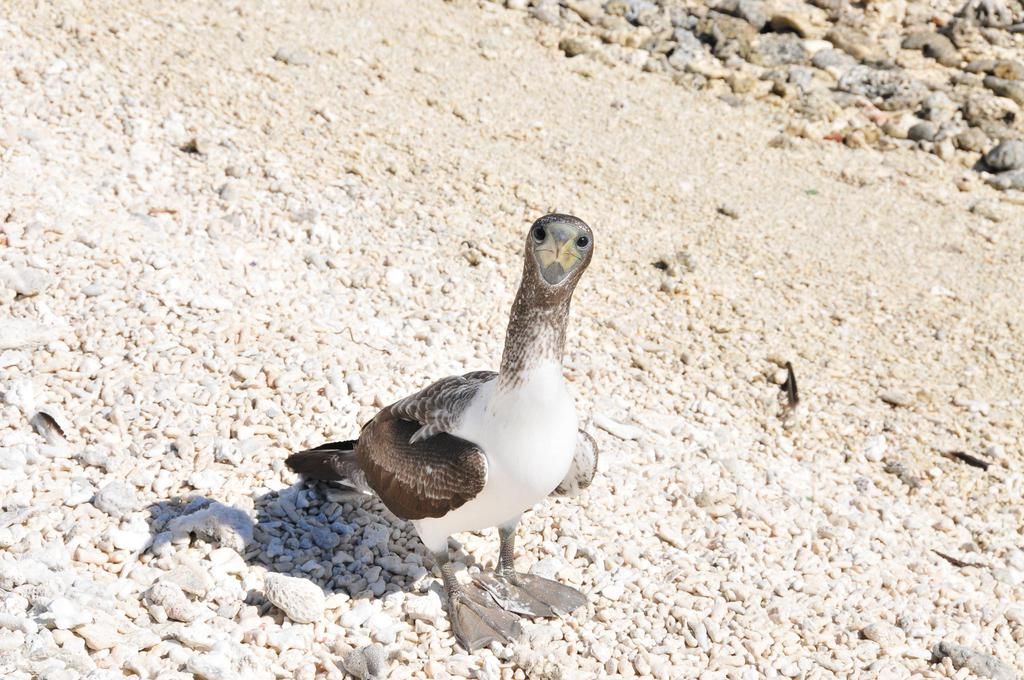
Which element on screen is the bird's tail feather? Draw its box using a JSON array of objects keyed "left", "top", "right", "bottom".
[{"left": 285, "top": 440, "right": 373, "bottom": 495}]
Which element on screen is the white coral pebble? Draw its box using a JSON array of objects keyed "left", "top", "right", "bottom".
[
  {"left": 263, "top": 573, "right": 325, "bottom": 624},
  {"left": 144, "top": 581, "right": 198, "bottom": 623}
]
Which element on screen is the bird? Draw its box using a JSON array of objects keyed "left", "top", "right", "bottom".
[{"left": 286, "top": 213, "right": 597, "bottom": 651}]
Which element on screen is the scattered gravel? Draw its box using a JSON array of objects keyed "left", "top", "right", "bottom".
[
  {"left": 1, "top": 0, "right": 1022, "bottom": 678},
  {"left": 508, "top": 0, "right": 1024, "bottom": 192}
]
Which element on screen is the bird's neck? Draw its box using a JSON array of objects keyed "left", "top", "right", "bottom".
[{"left": 497, "top": 285, "right": 570, "bottom": 391}]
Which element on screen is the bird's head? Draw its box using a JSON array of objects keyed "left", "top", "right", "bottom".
[{"left": 524, "top": 214, "right": 594, "bottom": 294}]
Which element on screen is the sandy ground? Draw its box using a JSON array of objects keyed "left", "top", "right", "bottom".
[{"left": 1, "top": 0, "right": 1023, "bottom": 678}]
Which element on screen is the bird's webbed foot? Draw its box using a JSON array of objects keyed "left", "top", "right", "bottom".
[
  {"left": 447, "top": 583, "right": 523, "bottom": 652},
  {"left": 473, "top": 570, "right": 587, "bottom": 618}
]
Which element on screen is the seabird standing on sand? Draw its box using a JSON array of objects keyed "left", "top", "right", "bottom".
[{"left": 287, "top": 214, "right": 597, "bottom": 650}]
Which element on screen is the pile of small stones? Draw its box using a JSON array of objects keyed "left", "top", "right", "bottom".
[{"left": 510, "top": 0, "right": 1024, "bottom": 191}]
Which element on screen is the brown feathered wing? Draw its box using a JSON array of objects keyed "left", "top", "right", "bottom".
[{"left": 289, "top": 371, "right": 497, "bottom": 521}]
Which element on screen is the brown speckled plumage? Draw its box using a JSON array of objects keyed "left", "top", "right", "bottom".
[{"left": 498, "top": 214, "right": 593, "bottom": 391}]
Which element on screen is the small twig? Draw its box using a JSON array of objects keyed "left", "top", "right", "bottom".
[
  {"left": 780, "top": 361, "right": 799, "bottom": 409},
  {"left": 932, "top": 549, "right": 984, "bottom": 569},
  {"left": 342, "top": 327, "right": 391, "bottom": 355},
  {"left": 147, "top": 207, "right": 178, "bottom": 216},
  {"left": 941, "top": 450, "right": 991, "bottom": 471}
]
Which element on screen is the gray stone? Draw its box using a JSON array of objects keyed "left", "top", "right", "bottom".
[
  {"left": 984, "top": 76, "right": 1024, "bottom": 106},
  {"left": 986, "top": 168, "right": 1024, "bottom": 191},
  {"left": 902, "top": 31, "right": 960, "bottom": 67},
  {"left": 984, "top": 140, "right": 1024, "bottom": 171},
  {"left": 811, "top": 48, "right": 856, "bottom": 73},
  {"left": 932, "top": 641, "right": 1016, "bottom": 680},
  {"left": 311, "top": 526, "right": 340, "bottom": 550},
  {"left": 712, "top": 0, "right": 768, "bottom": 31},
  {"left": 908, "top": 121, "right": 938, "bottom": 142},
  {"left": 920, "top": 91, "right": 957, "bottom": 123},
  {"left": 343, "top": 643, "right": 388, "bottom": 680},
  {"left": 747, "top": 33, "right": 807, "bottom": 67},
  {"left": 92, "top": 481, "right": 139, "bottom": 518},
  {"left": 667, "top": 29, "right": 708, "bottom": 70},
  {"left": 838, "top": 66, "right": 928, "bottom": 111}
]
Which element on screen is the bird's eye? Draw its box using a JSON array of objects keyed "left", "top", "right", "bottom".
[
  {"left": 533, "top": 227, "right": 546, "bottom": 242},
  {"left": 576, "top": 236, "right": 589, "bottom": 248}
]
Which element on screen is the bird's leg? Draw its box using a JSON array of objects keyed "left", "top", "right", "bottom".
[
  {"left": 472, "top": 520, "right": 587, "bottom": 618},
  {"left": 432, "top": 550, "right": 521, "bottom": 652}
]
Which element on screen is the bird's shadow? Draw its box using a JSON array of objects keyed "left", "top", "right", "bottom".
[{"left": 145, "top": 481, "right": 482, "bottom": 607}]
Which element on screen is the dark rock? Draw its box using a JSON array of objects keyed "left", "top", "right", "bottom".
[
  {"left": 984, "top": 139, "right": 1024, "bottom": 170},
  {"left": 901, "top": 31, "right": 960, "bottom": 67},
  {"left": 837, "top": 66, "right": 928, "bottom": 111},
  {"left": 908, "top": 121, "right": 938, "bottom": 141},
  {"left": 984, "top": 76, "right": 1024, "bottom": 106}
]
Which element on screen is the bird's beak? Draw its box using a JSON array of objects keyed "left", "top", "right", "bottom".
[{"left": 536, "top": 224, "right": 582, "bottom": 285}]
